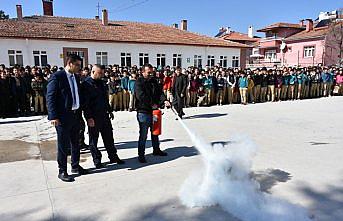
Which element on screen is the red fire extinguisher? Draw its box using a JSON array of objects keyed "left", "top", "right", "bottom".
[{"left": 152, "top": 109, "right": 162, "bottom": 136}]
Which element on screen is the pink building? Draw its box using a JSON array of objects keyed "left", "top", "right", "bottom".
[
  {"left": 248, "top": 22, "right": 306, "bottom": 68},
  {"left": 284, "top": 25, "right": 328, "bottom": 67},
  {"left": 248, "top": 9, "right": 343, "bottom": 68}
]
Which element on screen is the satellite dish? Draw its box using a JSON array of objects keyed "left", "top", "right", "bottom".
[{"left": 280, "top": 42, "right": 287, "bottom": 50}]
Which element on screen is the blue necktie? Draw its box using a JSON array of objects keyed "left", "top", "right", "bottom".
[{"left": 70, "top": 75, "right": 77, "bottom": 107}]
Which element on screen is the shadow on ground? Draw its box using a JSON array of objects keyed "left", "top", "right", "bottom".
[
  {"left": 0, "top": 138, "right": 182, "bottom": 165},
  {"left": 0, "top": 118, "right": 42, "bottom": 125},
  {"left": 296, "top": 181, "right": 343, "bottom": 220},
  {"left": 123, "top": 198, "right": 241, "bottom": 221},
  {"left": 183, "top": 113, "right": 228, "bottom": 120},
  {"left": 308, "top": 141, "right": 333, "bottom": 146},
  {"left": 251, "top": 168, "right": 292, "bottom": 193},
  {"left": 89, "top": 145, "right": 198, "bottom": 173},
  {"left": 104, "top": 138, "right": 174, "bottom": 150},
  {"left": 0, "top": 206, "right": 106, "bottom": 221}
]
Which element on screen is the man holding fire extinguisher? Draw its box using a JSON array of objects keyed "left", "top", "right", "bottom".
[{"left": 135, "top": 64, "right": 171, "bottom": 163}]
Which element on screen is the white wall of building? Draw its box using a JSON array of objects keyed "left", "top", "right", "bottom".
[{"left": 0, "top": 38, "right": 241, "bottom": 68}]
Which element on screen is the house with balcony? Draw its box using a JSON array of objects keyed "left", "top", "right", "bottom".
[
  {"left": 248, "top": 8, "right": 343, "bottom": 68},
  {"left": 284, "top": 12, "right": 343, "bottom": 67},
  {"left": 215, "top": 26, "right": 260, "bottom": 68},
  {"left": 248, "top": 22, "right": 306, "bottom": 68}
]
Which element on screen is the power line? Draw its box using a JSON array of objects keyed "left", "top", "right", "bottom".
[{"left": 108, "top": 0, "right": 150, "bottom": 14}]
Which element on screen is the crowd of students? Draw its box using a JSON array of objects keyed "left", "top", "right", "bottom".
[{"left": 0, "top": 64, "right": 342, "bottom": 119}]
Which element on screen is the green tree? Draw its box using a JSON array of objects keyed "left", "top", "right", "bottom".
[{"left": 0, "top": 10, "right": 9, "bottom": 20}]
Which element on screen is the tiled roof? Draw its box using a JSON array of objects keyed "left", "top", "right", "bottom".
[
  {"left": 257, "top": 22, "right": 305, "bottom": 32},
  {"left": 0, "top": 16, "right": 249, "bottom": 48},
  {"left": 219, "top": 31, "right": 259, "bottom": 42},
  {"left": 285, "top": 26, "right": 329, "bottom": 41}
]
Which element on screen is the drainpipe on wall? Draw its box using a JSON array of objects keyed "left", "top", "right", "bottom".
[
  {"left": 323, "top": 35, "right": 327, "bottom": 66},
  {"left": 297, "top": 50, "right": 299, "bottom": 66},
  {"left": 25, "top": 38, "right": 31, "bottom": 66},
  {"left": 205, "top": 46, "right": 209, "bottom": 68}
]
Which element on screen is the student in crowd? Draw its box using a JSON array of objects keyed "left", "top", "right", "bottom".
[
  {"left": 216, "top": 73, "right": 225, "bottom": 106},
  {"left": 0, "top": 63, "right": 342, "bottom": 120},
  {"left": 289, "top": 69, "right": 297, "bottom": 100},
  {"left": 238, "top": 71, "right": 248, "bottom": 105},
  {"left": 128, "top": 72, "right": 137, "bottom": 112}
]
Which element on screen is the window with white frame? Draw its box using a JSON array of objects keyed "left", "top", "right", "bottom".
[
  {"left": 207, "top": 55, "right": 215, "bottom": 67},
  {"left": 194, "top": 55, "right": 202, "bottom": 67},
  {"left": 252, "top": 48, "right": 259, "bottom": 55},
  {"left": 173, "top": 54, "right": 182, "bottom": 67},
  {"left": 264, "top": 50, "right": 277, "bottom": 61},
  {"left": 304, "top": 46, "right": 315, "bottom": 58},
  {"left": 8, "top": 50, "right": 23, "bottom": 66},
  {"left": 33, "top": 51, "right": 48, "bottom": 67},
  {"left": 219, "top": 56, "right": 228, "bottom": 68},
  {"left": 96, "top": 52, "right": 108, "bottom": 66},
  {"left": 139, "top": 53, "right": 149, "bottom": 66},
  {"left": 157, "top": 54, "right": 166, "bottom": 68},
  {"left": 121, "top": 53, "right": 132, "bottom": 67},
  {"left": 232, "top": 56, "right": 239, "bottom": 68}
]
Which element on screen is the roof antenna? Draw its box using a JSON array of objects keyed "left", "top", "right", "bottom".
[{"left": 96, "top": 2, "right": 101, "bottom": 18}]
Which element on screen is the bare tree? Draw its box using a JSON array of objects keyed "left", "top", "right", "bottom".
[{"left": 325, "top": 21, "right": 343, "bottom": 66}]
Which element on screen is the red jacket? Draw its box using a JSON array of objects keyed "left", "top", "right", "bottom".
[{"left": 163, "top": 76, "right": 173, "bottom": 90}]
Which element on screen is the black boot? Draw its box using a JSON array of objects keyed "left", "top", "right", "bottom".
[
  {"left": 138, "top": 156, "right": 147, "bottom": 163},
  {"left": 110, "top": 154, "right": 125, "bottom": 165},
  {"left": 71, "top": 166, "right": 90, "bottom": 175},
  {"left": 80, "top": 143, "right": 89, "bottom": 151},
  {"left": 58, "top": 171, "right": 74, "bottom": 182},
  {"left": 153, "top": 149, "right": 168, "bottom": 156},
  {"left": 95, "top": 163, "right": 105, "bottom": 169}
]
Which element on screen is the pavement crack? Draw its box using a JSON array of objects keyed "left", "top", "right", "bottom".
[{"left": 35, "top": 120, "right": 56, "bottom": 221}]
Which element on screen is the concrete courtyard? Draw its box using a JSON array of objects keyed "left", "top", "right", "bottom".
[{"left": 0, "top": 97, "right": 342, "bottom": 221}]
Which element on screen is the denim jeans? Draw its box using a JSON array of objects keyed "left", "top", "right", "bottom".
[{"left": 137, "top": 112, "right": 160, "bottom": 157}]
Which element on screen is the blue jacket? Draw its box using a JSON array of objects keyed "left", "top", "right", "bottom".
[
  {"left": 297, "top": 73, "right": 306, "bottom": 84},
  {"left": 282, "top": 75, "right": 290, "bottom": 85},
  {"left": 46, "top": 70, "right": 82, "bottom": 123},
  {"left": 238, "top": 76, "right": 248, "bottom": 88},
  {"left": 121, "top": 76, "right": 129, "bottom": 90},
  {"left": 128, "top": 79, "right": 136, "bottom": 93},
  {"left": 289, "top": 75, "right": 297, "bottom": 85},
  {"left": 328, "top": 72, "right": 334, "bottom": 83},
  {"left": 321, "top": 72, "right": 330, "bottom": 83},
  {"left": 202, "top": 76, "right": 213, "bottom": 89}
]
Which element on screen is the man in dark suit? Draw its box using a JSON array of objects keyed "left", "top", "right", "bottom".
[
  {"left": 46, "top": 54, "right": 89, "bottom": 182},
  {"left": 81, "top": 64, "right": 125, "bottom": 169},
  {"left": 172, "top": 67, "right": 187, "bottom": 119}
]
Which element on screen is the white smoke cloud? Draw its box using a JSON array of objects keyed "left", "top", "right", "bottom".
[{"left": 177, "top": 118, "right": 312, "bottom": 221}]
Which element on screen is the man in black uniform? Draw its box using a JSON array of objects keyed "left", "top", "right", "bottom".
[
  {"left": 135, "top": 64, "right": 171, "bottom": 163},
  {"left": 78, "top": 68, "right": 89, "bottom": 150},
  {"left": 172, "top": 67, "right": 187, "bottom": 119},
  {"left": 81, "top": 65, "right": 125, "bottom": 169},
  {"left": 0, "top": 71, "right": 9, "bottom": 118}
]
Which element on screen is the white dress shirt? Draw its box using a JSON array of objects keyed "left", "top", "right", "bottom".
[{"left": 65, "top": 69, "right": 80, "bottom": 110}]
